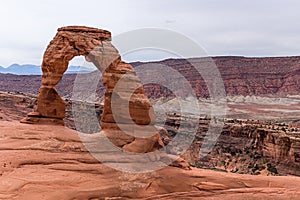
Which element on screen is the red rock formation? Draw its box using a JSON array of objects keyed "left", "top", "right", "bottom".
[
  {"left": 2, "top": 91, "right": 300, "bottom": 175},
  {"left": 0, "top": 121, "right": 300, "bottom": 199},
  {"left": 1, "top": 56, "right": 300, "bottom": 98},
  {"left": 21, "top": 26, "right": 162, "bottom": 153},
  {"left": 164, "top": 115, "right": 300, "bottom": 176},
  {"left": 138, "top": 56, "right": 300, "bottom": 98}
]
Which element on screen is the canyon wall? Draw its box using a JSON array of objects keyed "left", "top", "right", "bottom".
[
  {"left": 0, "top": 56, "right": 300, "bottom": 98},
  {"left": 138, "top": 56, "right": 300, "bottom": 98},
  {"left": 164, "top": 115, "right": 300, "bottom": 176},
  {"left": 1, "top": 92, "right": 299, "bottom": 176}
]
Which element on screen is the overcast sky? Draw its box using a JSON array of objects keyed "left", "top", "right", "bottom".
[{"left": 1, "top": 0, "right": 300, "bottom": 67}]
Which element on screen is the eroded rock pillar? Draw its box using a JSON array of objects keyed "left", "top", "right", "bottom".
[{"left": 87, "top": 41, "right": 160, "bottom": 153}]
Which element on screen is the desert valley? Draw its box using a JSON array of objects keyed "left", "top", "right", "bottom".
[
  {"left": 2, "top": 0, "right": 300, "bottom": 199},
  {"left": 0, "top": 39, "right": 300, "bottom": 199}
]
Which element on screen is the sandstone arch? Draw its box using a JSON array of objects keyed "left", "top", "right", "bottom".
[{"left": 21, "top": 26, "right": 162, "bottom": 153}]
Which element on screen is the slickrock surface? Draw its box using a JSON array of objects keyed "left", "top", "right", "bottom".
[{"left": 0, "top": 121, "right": 299, "bottom": 200}]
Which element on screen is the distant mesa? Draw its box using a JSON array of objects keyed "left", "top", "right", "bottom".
[
  {"left": 1, "top": 55, "right": 300, "bottom": 98},
  {"left": 0, "top": 64, "right": 94, "bottom": 75}
]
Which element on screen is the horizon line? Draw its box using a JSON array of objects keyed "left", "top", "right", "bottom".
[{"left": 1, "top": 54, "right": 300, "bottom": 68}]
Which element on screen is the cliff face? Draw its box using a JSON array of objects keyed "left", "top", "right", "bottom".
[
  {"left": 251, "top": 128, "right": 300, "bottom": 175},
  {"left": 1, "top": 92, "right": 300, "bottom": 176},
  {"left": 1, "top": 56, "right": 300, "bottom": 98},
  {"left": 136, "top": 56, "right": 300, "bottom": 98},
  {"left": 164, "top": 116, "right": 300, "bottom": 176},
  {"left": 214, "top": 56, "right": 300, "bottom": 97}
]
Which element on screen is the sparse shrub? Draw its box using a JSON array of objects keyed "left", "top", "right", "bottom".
[
  {"left": 267, "top": 163, "right": 278, "bottom": 174},
  {"left": 253, "top": 171, "right": 261, "bottom": 175},
  {"left": 279, "top": 123, "right": 286, "bottom": 127},
  {"left": 194, "top": 163, "right": 203, "bottom": 168},
  {"left": 231, "top": 167, "right": 239, "bottom": 173},
  {"left": 27, "top": 105, "right": 34, "bottom": 109}
]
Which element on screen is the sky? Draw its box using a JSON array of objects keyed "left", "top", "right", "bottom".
[{"left": 0, "top": 0, "right": 300, "bottom": 67}]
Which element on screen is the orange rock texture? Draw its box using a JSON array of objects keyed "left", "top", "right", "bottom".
[
  {"left": 0, "top": 121, "right": 299, "bottom": 200},
  {"left": 21, "top": 26, "right": 161, "bottom": 153}
]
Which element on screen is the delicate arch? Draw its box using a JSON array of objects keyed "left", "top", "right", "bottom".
[{"left": 21, "top": 26, "right": 161, "bottom": 153}]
